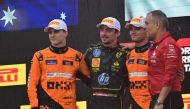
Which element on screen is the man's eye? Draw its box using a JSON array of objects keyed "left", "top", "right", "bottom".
[
  {"left": 145, "top": 21, "right": 148, "bottom": 25},
  {"left": 48, "top": 31, "right": 52, "bottom": 34},
  {"left": 106, "top": 28, "right": 114, "bottom": 31},
  {"left": 54, "top": 30, "right": 60, "bottom": 33}
]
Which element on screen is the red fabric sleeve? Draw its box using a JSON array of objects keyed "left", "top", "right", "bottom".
[{"left": 162, "top": 43, "right": 180, "bottom": 87}]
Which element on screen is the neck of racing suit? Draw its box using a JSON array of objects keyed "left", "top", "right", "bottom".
[
  {"left": 49, "top": 45, "right": 68, "bottom": 54},
  {"left": 135, "top": 42, "right": 150, "bottom": 53}
]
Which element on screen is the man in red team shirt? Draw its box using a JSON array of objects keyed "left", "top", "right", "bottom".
[{"left": 145, "top": 10, "right": 184, "bottom": 109}]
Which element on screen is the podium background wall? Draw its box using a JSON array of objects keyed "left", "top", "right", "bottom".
[{"left": 0, "top": 0, "right": 190, "bottom": 108}]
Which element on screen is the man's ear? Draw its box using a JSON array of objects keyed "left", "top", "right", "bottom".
[
  {"left": 156, "top": 20, "right": 160, "bottom": 29},
  {"left": 65, "top": 31, "right": 68, "bottom": 37},
  {"left": 116, "top": 31, "right": 120, "bottom": 38}
]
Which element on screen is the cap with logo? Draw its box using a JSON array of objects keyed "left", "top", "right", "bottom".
[
  {"left": 125, "top": 16, "right": 145, "bottom": 29},
  {"left": 44, "top": 19, "right": 67, "bottom": 32},
  {"left": 97, "top": 17, "right": 121, "bottom": 31}
]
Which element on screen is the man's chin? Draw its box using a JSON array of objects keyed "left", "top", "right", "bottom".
[
  {"left": 51, "top": 42, "right": 59, "bottom": 46},
  {"left": 102, "top": 41, "right": 110, "bottom": 45},
  {"left": 148, "top": 35, "right": 156, "bottom": 41},
  {"left": 131, "top": 38, "right": 138, "bottom": 42},
  {"left": 101, "top": 40, "right": 108, "bottom": 44}
]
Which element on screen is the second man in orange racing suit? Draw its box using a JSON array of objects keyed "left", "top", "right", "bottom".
[{"left": 125, "top": 16, "right": 151, "bottom": 109}]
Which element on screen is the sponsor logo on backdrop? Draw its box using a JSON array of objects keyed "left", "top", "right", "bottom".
[
  {"left": 177, "top": 38, "right": 190, "bottom": 73},
  {"left": 182, "top": 46, "right": 190, "bottom": 72},
  {"left": 182, "top": 94, "right": 190, "bottom": 109},
  {"left": 0, "top": 64, "right": 26, "bottom": 86}
]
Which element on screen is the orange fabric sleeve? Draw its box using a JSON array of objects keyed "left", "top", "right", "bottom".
[
  {"left": 27, "top": 52, "right": 42, "bottom": 108},
  {"left": 79, "top": 54, "right": 91, "bottom": 78}
]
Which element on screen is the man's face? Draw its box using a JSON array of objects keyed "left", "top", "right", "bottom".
[
  {"left": 129, "top": 25, "right": 147, "bottom": 43},
  {"left": 99, "top": 25, "right": 119, "bottom": 45},
  {"left": 145, "top": 14, "right": 158, "bottom": 40},
  {"left": 48, "top": 28, "right": 68, "bottom": 47}
]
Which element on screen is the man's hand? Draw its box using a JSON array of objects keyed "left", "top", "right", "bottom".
[
  {"left": 39, "top": 105, "right": 49, "bottom": 109},
  {"left": 31, "top": 107, "right": 38, "bottom": 109},
  {"left": 178, "top": 67, "right": 185, "bottom": 82},
  {"left": 121, "top": 43, "right": 136, "bottom": 51},
  {"left": 154, "top": 104, "right": 163, "bottom": 109}
]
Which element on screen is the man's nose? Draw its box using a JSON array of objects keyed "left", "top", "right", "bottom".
[
  {"left": 49, "top": 32, "right": 55, "bottom": 37},
  {"left": 130, "top": 29, "right": 136, "bottom": 34},
  {"left": 144, "top": 24, "right": 148, "bottom": 29},
  {"left": 101, "top": 31, "right": 106, "bottom": 36}
]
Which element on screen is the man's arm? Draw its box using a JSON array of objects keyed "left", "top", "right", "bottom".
[
  {"left": 79, "top": 54, "right": 91, "bottom": 78},
  {"left": 121, "top": 43, "right": 136, "bottom": 51},
  {"left": 156, "top": 86, "right": 172, "bottom": 103},
  {"left": 27, "top": 52, "right": 42, "bottom": 108},
  {"left": 155, "top": 43, "right": 180, "bottom": 108}
]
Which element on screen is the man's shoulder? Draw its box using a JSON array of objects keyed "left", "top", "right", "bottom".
[
  {"left": 89, "top": 43, "right": 101, "bottom": 48},
  {"left": 33, "top": 47, "right": 49, "bottom": 61},
  {"left": 85, "top": 43, "right": 101, "bottom": 52},
  {"left": 165, "top": 36, "right": 176, "bottom": 43},
  {"left": 162, "top": 36, "right": 179, "bottom": 48},
  {"left": 158, "top": 36, "right": 181, "bottom": 54},
  {"left": 67, "top": 47, "right": 82, "bottom": 54},
  {"left": 34, "top": 47, "right": 49, "bottom": 55},
  {"left": 117, "top": 45, "right": 131, "bottom": 54}
]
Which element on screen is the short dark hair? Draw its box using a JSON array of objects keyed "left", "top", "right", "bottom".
[{"left": 147, "top": 10, "right": 169, "bottom": 30}]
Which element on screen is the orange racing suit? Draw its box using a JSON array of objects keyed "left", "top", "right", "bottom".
[
  {"left": 126, "top": 43, "right": 151, "bottom": 109},
  {"left": 27, "top": 46, "right": 90, "bottom": 109}
]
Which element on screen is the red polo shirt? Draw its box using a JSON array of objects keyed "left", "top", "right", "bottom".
[{"left": 148, "top": 32, "right": 182, "bottom": 95}]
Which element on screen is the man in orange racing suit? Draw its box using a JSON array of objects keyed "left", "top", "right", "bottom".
[
  {"left": 125, "top": 16, "right": 151, "bottom": 109},
  {"left": 27, "top": 19, "right": 90, "bottom": 109}
]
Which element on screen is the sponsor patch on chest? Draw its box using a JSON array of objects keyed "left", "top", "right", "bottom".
[
  {"left": 63, "top": 60, "right": 73, "bottom": 65},
  {"left": 128, "top": 59, "right": 134, "bottom": 64},
  {"left": 46, "top": 60, "right": 57, "bottom": 65},
  {"left": 92, "top": 58, "right": 100, "bottom": 67},
  {"left": 137, "top": 59, "right": 147, "bottom": 65}
]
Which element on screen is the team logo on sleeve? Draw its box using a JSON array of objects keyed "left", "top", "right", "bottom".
[
  {"left": 98, "top": 73, "right": 110, "bottom": 85},
  {"left": 93, "top": 49, "right": 101, "bottom": 57},
  {"left": 167, "top": 44, "right": 177, "bottom": 58}
]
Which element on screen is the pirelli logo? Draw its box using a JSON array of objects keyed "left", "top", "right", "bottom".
[
  {"left": 182, "top": 94, "right": 190, "bottom": 109},
  {"left": 0, "top": 64, "right": 26, "bottom": 86}
]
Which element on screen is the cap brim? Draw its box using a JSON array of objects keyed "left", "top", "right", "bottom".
[
  {"left": 125, "top": 23, "right": 144, "bottom": 29},
  {"left": 44, "top": 27, "right": 50, "bottom": 32},
  {"left": 44, "top": 27, "right": 62, "bottom": 32},
  {"left": 125, "top": 22, "right": 131, "bottom": 29},
  {"left": 96, "top": 23, "right": 104, "bottom": 28},
  {"left": 96, "top": 23, "right": 115, "bottom": 29}
]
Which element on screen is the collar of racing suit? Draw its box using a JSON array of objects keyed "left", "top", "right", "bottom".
[
  {"left": 49, "top": 45, "right": 68, "bottom": 54},
  {"left": 100, "top": 43, "right": 122, "bottom": 52},
  {"left": 135, "top": 42, "right": 150, "bottom": 53},
  {"left": 149, "top": 32, "right": 170, "bottom": 50}
]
